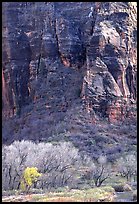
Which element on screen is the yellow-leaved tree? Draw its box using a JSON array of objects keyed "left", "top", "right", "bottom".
[{"left": 20, "top": 167, "right": 42, "bottom": 193}]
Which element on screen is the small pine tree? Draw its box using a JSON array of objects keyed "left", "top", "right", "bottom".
[{"left": 20, "top": 167, "right": 41, "bottom": 193}]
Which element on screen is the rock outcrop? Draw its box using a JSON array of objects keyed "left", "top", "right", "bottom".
[{"left": 2, "top": 2, "right": 137, "bottom": 124}]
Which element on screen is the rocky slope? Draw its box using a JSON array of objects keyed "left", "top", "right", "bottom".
[{"left": 2, "top": 2, "right": 137, "bottom": 146}]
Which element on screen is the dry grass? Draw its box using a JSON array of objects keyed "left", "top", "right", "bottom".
[
  {"left": 2, "top": 186, "right": 115, "bottom": 202},
  {"left": 30, "top": 186, "right": 115, "bottom": 202}
]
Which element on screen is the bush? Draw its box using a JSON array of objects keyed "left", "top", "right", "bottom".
[{"left": 20, "top": 167, "right": 41, "bottom": 193}]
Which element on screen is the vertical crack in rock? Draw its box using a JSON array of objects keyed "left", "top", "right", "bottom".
[
  {"left": 89, "top": 2, "right": 102, "bottom": 36},
  {"left": 53, "top": 3, "right": 61, "bottom": 59},
  {"left": 36, "top": 30, "right": 43, "bottom": 78},
  {"left": 55, "top": 20, "right": 60, "bottom": 58}
]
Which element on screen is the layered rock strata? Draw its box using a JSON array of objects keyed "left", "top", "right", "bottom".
[{"left": 2, "top": 2, "right": 137, "bottom": 123}]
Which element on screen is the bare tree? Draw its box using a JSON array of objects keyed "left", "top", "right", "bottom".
[
  {"left": 81, "top": 155, "right": 112, "bottom": 187},
  {"left": 117, "top": 153, "right": 137, "bottom": 182},
  {"left": 92, "top": 155, "right": 111, "bottom": 187},
  {"left": 2, "top": 140, "right": 33, "bottom": 190},
  {"left": 35, "top": 142, "right": 81, "bottom": 189}
]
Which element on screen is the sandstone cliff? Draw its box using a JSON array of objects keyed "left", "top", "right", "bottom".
[{"left": 2, "top": 2, "right": 137, "bottom": 144}]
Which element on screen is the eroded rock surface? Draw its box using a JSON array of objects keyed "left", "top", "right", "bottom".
[{"left": 2, "top": 2, "right": 137, "bottom": 126}]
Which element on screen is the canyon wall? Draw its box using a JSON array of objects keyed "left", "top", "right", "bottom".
[{"left": 2, "top": 2, "right": 137, "bottom": 123}]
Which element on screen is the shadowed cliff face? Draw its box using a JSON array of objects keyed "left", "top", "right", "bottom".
[
  {"left": 2, "top": 2, "right": 137, "bottom": 124},
  {"left": 2, "top": 2, "right": 31, "bottom": 116}
]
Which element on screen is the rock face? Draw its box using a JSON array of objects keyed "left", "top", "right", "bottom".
[{"left": 2, "top": 2, "right": 137, "bottom": 123}]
